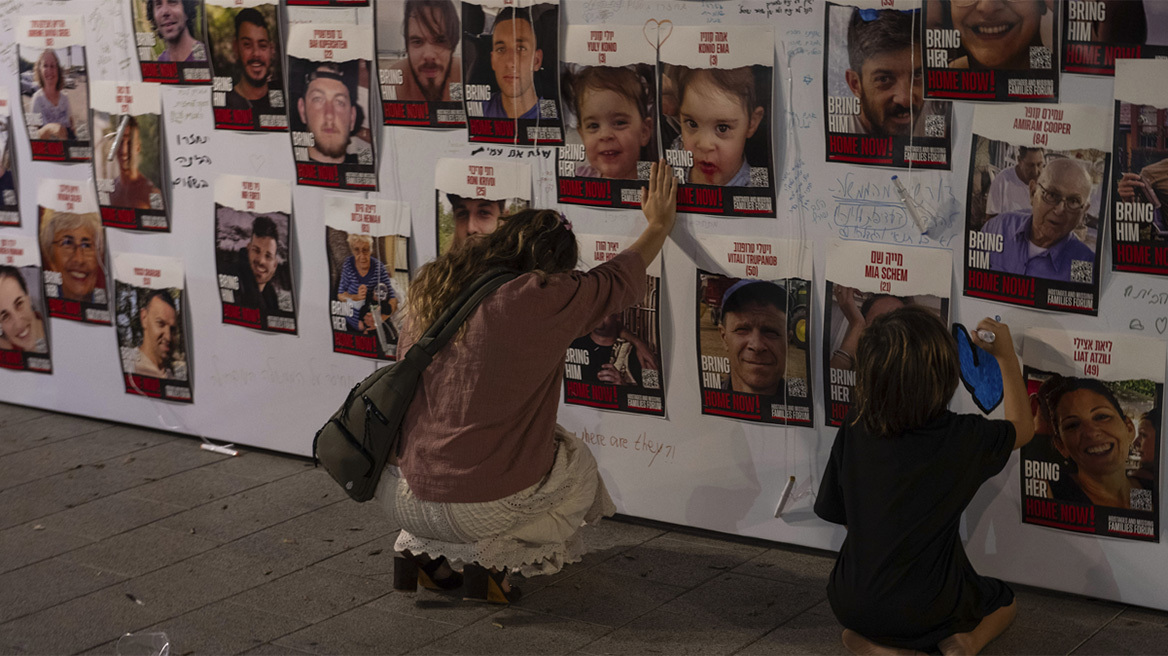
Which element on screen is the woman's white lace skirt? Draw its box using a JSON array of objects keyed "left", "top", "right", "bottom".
[{"left": 374, "top": 425, "right": 616, "bottom": 577}]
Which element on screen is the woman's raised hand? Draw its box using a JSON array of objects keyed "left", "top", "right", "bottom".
[{"left": 642, "top": 159, "right": 678, "bottom": 234}]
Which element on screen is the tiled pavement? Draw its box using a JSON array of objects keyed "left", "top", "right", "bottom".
[{"left": 1, "top": 402, "right": 1166, "bottom": 655}]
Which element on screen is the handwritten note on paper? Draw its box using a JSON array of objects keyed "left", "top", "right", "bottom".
[{"left": 827, "top": 172, "right": 960, "bottom": 247}]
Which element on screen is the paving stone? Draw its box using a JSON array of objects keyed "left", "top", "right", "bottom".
[
  {"left": 240, "top": 642, "right": 316, "bottom": 655},
  {"left": 113, "top": 554, "right": 270, "bottom": 622},
  {"left": 661, "top": 573, "right": 825, "bottom": 633},
  {"left": 0, "top": 522, "right": 93, "bottom": 575},
  {"left": 0, "top": 412, "right": 113, "bottom": 456},
  {"left": 520, "top": 561, "right": 686, "bottom": 627},
  {"left": 34, "top": 492, "right": 187, "bottom": 541},
  {"left": 1118, "top": 604, "right": 1168, "bottom": 626},
  {"left": 0, "top": 403, "right": 47, "bottom": 430},
  {"left": 60, "top": 524, "right": 220, "bottom": 577},
  {"left": 733, "top": 544, "right": 837, "bottom": 589},
  {"left": 273, "top": 605, "right": 459, "bottom": 655},
  {"left": 0, "top": 425, "right": 168, "bottom": 491},
  {"left": 0, "top": 557, "right": 126, "bottom": 623},
  {"left": 601, "top": 532, "right": 767, "bottom": 589},
  {"left": 314, "top": 535, "right": 400, "bottom": 583},
  {"left": 421, "top": 608, "right": 611, "bottom": 656},
  {"left": 0, "top": 586, "right": 179, "bottom": 654},
  {"left": 368, "top": 589, "right": 497, "bottom": 629},
  {"left": 206, "top": 448, "right": 316, "bottom": 483},
  {"left": 575, "top": 605, "right": 762, "bottom": 656},
  {"left": 142, "top": 602, "right": 307, "bottom": 656},
  {"left": 982, "top": 625, "right": 1081, "bottom": 655},
  {"left": 736, "top": 610, "right": 851, "bottom": 655},
  {"left": 1072, "top": 617, "right": 1168, "bottom": 655},
  {"left": 1013, "top": 586, "right": 1124, "bottom": 641},
  {"left": 124, "top": 465, "right": 265, "bottom": 509},
  {"left": 228, "top": 566, "right": 394, "bottom": 624}
]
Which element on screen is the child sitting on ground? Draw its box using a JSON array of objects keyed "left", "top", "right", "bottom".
[
  {"left": 815, "top": 308, "right": 1033, "bottom": 655},
  {"left": 569, "top": 65, "right": 654, "bottom": 180}
]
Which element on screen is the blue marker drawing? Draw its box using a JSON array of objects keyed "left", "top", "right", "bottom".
[{"left": 953, "top": 323, "right": 1003, "bottom": 414}]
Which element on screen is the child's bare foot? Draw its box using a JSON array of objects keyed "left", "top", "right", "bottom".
[
  {"left": 937, "top": 632, "right": 977, "bottom": 656},
  {"left": 841, "top": 629, "right": 926, "bottom": 656}
]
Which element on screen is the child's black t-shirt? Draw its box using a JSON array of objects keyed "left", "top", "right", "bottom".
[{"left": 814, "top": 410, "right": 1016, "bottom": 650}]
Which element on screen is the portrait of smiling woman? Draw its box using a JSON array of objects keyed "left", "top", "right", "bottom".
[
  {"left": 0, "top": 266, "right": 48, "bottom": 354},
  {"left": 943, "top": 0, "right": 1054, "bottom": 70}
]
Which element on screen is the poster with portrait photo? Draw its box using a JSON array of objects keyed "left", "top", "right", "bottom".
[
  {"left": 823, "top": 1, "right": 952, "bottom": 170},
  {"left": 91, "top": 81, "right": 169, "bottom": 231},
  {"left": 0, "top": 234, "right": 52, "bottom": 375},
  {"left": 822, "top": 240, "right": 951, "bottom": 426},
  {"left": 695, "top": 235, "right": 813, "bottom": 426},
  {"left": 1111, "top": 60, "right": 1168, "bottom": 276},
  {"left": 461, "top": 0, "right": 563, "bottom": 146},
  {"left": 1020, "top": 327, "right": 1163, "bottom": 542},
  {"left": 287, "top": 0, "right": 367, "bottom": 6},
  {"left": 18, "top": 16, "right": 92, "bottom": 163},
  {"left": 113, "top": 252, "right": 191, "bottom": 402},
  {"left": 130, "top": 0, "right": 212, "bottom": 85},
  {"left": 377, "top": 0, "right": 466, "bottom": 128},
  {"left": 659, "top": 25, "right": 776, "bottom": 217},
  {"left": 963, "top": 103, "right": 1110, "bottom": 315},
  {"left": 324, "top": 195, "right": 411, "bottom": 360},
  {"left": 1062, "top": 0, "right": 1168, "bottom": 76},
  {"left": 564, "top": 233, "right": 664, "bottom": 416},
  {"left": 287, "top": 23, "right": 377, "bottom": 190},
  {"left": 214, "top": 175, "right": 296, "bottom": 333},
  {"left": 921, "top": 0, "right": 1059, "bottom": 102},
  {"left": 434, "top": 157, "right": 530, "bottom": 255},
  {"left": 0, "top": 90, "right": 19, "bottom": 227},
  {"left": 37, "top": 179, "right": 110, "bottom": 325},
  {"left": 556, "top": 25, "right": 659, "bottom": 208},
  {"left": 207, "top": 0, "right": 287, "bottom": 131}
]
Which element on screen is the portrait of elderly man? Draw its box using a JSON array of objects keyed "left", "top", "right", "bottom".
[
  {"left": 223, "top": 8, "right": 276, "bottom": 113},
  {"left": 39, "top": 210, "right": 104, "bottom": 303},
  {"left": 147, "top": 0, "right": 207, "bottom": 63},
  {"left": 390, "top": 0, "right": 461, "bottom": 103},
  {"left": 232, "top": 215, "right": 284, "bottom": 313},
  {"left": 297, "top": 62, "right": 362, "bottom": 165},
  {"left": 719, "top": 279, "right": 788, "bottom": 397},
  {"left": 843, "top": 7, "right": 945, "bottom": 138},
  {"left": 979, "top": 158, "right": 1095, "bottom": 282},
  {"left": 107, "top": 117, "right": 162, "bottom": 210},
  {"left": 483, "top": 6, "right": 544, "bottom": 119},
  {"left": 132, "top": 290, "right": 181, "bottom": 379},
  {"left": 986, "top": 147, "right": 1045, "bottom": 220}
]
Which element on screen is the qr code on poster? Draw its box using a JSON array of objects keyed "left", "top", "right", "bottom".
[
  {"left": 1030, "top": 46, "right": 1052, "bottom": 69},
  {"left": 925, "top": 114, "right": 945, "bottom": 138},
  {"left": 1131, "top": 488, "right": 1153, "bottom": 512},
  {"left": 749, "top": 167, "right": 769, "bottom": 187},
  {"left": 642, "top": 369, "right": 660, "bottom": 390},
  {"left": 786, "top": 377, "right": 807, "bottom": 398},
  {"left": 1070, "top": 259, "right": 1093, "bottom": 284}
]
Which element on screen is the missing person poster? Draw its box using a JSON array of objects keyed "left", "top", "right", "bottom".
[
  {"left": 461, "top": 0, "right": 564, "bottom": 146},
  {"left": 0, "top": 90, "right": 18, "bottom": 227},
  {"left": 207, "top": 0, "right": 287, "bottom": 131},
  {"left": 287, "top": 22, "right": 377, "bottom": 190},
  {"left": 38, "top": 179, "right": 109, "bottom": 325},
  {"left": 921, "top": 0, "right": 1059, "bottom": 102},
  {"left": 434, "top": 157, "right": 530, "bottom": 254},
  {"left": 823, "top": 240, "right": 951, "bottom": 426},
  {"left": 1111, "top": 60, "right": 1168, "bottom": 276},
  {"left": 377, "top": 0, "right": 466, "bottom": 128},
  {"left": 287, "top": 0, "right": 367, "bottom": 5},
  {"left": 696, "top": 235, "right": 813, "bottom": 426},
  {"left": 130, "top": 0, "right": 212, "bottom": 85},
  {"left": 0, "top": 234, "right": 52, "bottom": 374},
  {"left": 18, "top": 16, "right": 92, "bottom": 163},
  {"left": 325, "top": 196, "right": 410, "bottom": 360},
  {"left": 963, "top": 103, "right": 1110, "bottom": 315},
  {"left": 91, "top": 81, "right": 169, "bottom": 231},
  {"left": 1021, "top": 327, "right": 1163, "bottom": 542},
  {"left": 564, "top": 233, "right": 664, "bottom": 416},
  {"left": 823, "top": 1, "right": 952, "bottom": 170},
  {"left": 556, "top": 25, "right": 659, "bottom": 208},
  {"left": 214, "top": 175, "right": 297, "bottom": 333},
  {"left": 659, "top": 25, "right": 776, "bottom": 217},
  {"left": 114, "top": 252, "right": 191, "bottom": 402},
  {"left": 1062, "top": 0, "right": 1168, "bottom": 76}
]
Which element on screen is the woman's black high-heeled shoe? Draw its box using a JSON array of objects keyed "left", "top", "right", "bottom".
[
  {"left": 462, "top": 564, "right": 522, "bottom": 604},
  {"left": 393, "top": 554, "right": 463, "bottom": 592}
]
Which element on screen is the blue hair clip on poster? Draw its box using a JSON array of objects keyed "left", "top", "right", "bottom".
[{"left": 952, "top": 323, "right": 1002, "bottom": 414}]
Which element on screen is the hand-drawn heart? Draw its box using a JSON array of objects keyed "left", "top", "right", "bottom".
[
  {"left": 953, "top": 323, "right": 1002, "bottom": 414},
  {"left": 643, "top": 19, "right": 674, "bottom": 50},
  {"left": 249, "top": 153, "right": 265, "bottom": 173},
  {"left": 1157, "top": 317, "right": 1167, "bottom": 334},
  {"left": 1130, "top": 318, "right": 1145, "bottom": 331}
]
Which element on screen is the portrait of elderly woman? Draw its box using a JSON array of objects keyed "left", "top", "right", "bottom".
[
  {"left": 335, "top": 233, "right": 398, "bottom": 334},
  {"left": 0, "top": 266, "right": 48, "bottom": 354},
  {"left": 39, "top": 210, "right": 105, "bottom": 303},
  {"left": 1043, "top": 376, "right": 1155, "bottom": 511}
]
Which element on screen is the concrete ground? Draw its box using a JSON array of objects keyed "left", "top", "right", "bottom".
[{"left": 1, "top": 402, "right": 1166, "bottom": 656}]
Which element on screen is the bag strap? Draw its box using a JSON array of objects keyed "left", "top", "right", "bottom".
[{"left": 411, "top": 268, "right": 519, "bottom": 357}]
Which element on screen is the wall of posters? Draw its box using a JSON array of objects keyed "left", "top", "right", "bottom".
[
  {"left": 130, "top": 0, "right": 211, "bottom": 84},
  {"left": 565, "top": 233, "right": 664, "bottom": 416},
  {"left": 433, "top": 157, "right": 530, "bottom": 255},
  {"left": 696, "top": 235, "right": 812, "bottom": 426},
  {"left": 922, "top": 0, "right": 1059, "bottom": 102},
  {"left": 287, "top": 22, "right": 377, "bottom": 190},
  {"left": 963, "top": 103, "right": 1110, "bottom": 315},
  {"left": 113, "top": 252, "right": 191, "bottom": 402},
  {"left": 324, "top": 195, "right": 410, "bottom": 360},
  {"left": 0, "top": 234, "right": 52, "bottom": 374},
  {"left": 0, "top": 90, "right": 18, "bottom": 227},
  {"left": 1021, "top": 327, "right": 1163, "bottom": 542},
  {"left": 822, "top": 240, "right": 951, "bottom": 426},
  {"left": 206, "top": 0, "right": 287, "bottom": 131},
  {"left": 461, "top": 0, "right": 563, "bottom": 146},
  {"left": 18, "top": 15, "right": 92, "bottom": 163},
  {"left": 91, "top": 81, "right": 168, "bottom": 231},
  {"left": 213, "top": 175, "right": 296, "bottom": 333},
  {"left": 287, "top": 0, "right": 367, "bottom": 6},
  {"left": 37, "top": 179, "right": 109, "bottom": 325},
  {"left": 823, "top": 1, "right": 952, "bottom": 169},
  {"left": 1111, "top": 59, "right": 1168, "bottom": 276},
  {"left": 377, "top": 0, "right": 466, "bottom": 128},
  {"left": 659, "top": 25, "right": 776, "bottom": 217},
  {"left": 1062, "top": 0, "right": 1168, "bottom": 76}
]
